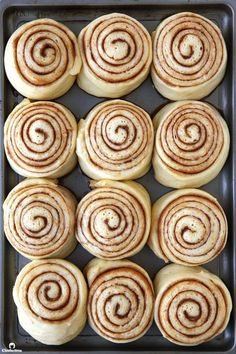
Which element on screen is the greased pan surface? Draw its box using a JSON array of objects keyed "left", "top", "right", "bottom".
[{"left": 0, "top": 0, "right": 235, "bottom": 353}]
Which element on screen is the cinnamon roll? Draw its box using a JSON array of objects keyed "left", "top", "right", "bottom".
[
  {"left": 13, "top": 259, "right": 87, "bottom": 345},
  {"left": 4, "top": 99, "right": 77, "bottom": 178},
  {"left": 153, "top": 101, "right": 230, "bottom": 188},
  {"left": 4, "top": 19, "right": 81, "bottom": 100},
  {"left": 77, "top": 13, "right": 152, "bottom": 97},
  {"left": 3, "top": 178, "right": 77, "bottom": 259},
  {"left": 149, "top": 189, "right": 227, "bottom": 266},
  {"left": 85, "top": 258, "right": 154, "bottom": 343},
  {"left": 154, "top": 264, "right": 232, "bottom": 346},
  {"left": 77, "top": 100, "right": 154, "bottom": 180},
  {"left": 76, "top": 180, "right": 151, "bottom": 259},
  {"left": 151, "top": 12, "right": 227, "bottom": 100}
]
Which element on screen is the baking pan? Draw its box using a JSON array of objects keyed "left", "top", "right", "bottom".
[{"left": 0, "top": 0, "right": 235, "bottom": 353}]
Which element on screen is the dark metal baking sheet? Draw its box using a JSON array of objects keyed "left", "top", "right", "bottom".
[{"left": 0, "top": 0, "right": 235, "bottom": 353}]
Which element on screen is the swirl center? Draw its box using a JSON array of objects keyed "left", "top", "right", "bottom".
[
  {"left": 177, "top": 34, "right": 203, "bottom": 61},
  {"left": 178, "top": 299, "right": 201, "bottom": 321},
  {"left": 104, "top": 34, "right": 130, "bottom": 60},
  {"left": 176, "top": 216, "right": 205, "bottom": 244},
  {"left": 105, "top": 116, "right": 135, "bottom": 146},
  {"left": 22, "top": 206, "right": 50, "bottom": 233},
  {"left": 106, "top": 294, "right": 131, "bottom": 318},
  {"left": 94, "top": 208, "right": 123, "bottom": 236},
  {"left": 27, "top": 119, "right": 54, "bottom": 146},
  {"left": 178, "top": 121, "right": 201, "bottom": 144},
  {"left": 41, "top": 280, "right": 62, "bottom": 301},
  {"left": 33, "top": 40, "right": 57, "bottom": 66}
]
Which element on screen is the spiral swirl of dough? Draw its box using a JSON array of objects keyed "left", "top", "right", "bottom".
[
  {"left": 76, "top": 180, "right": 151, "bottom": 259},
  {"left": 149, "top": 189, "right": 227, "bottom": 266},
  {"left": 154, "top": 264, "right": 232, "bottom": 346},
  {"left": 85, "top": 258, "right": 154, "bottom": 343},
  {"left": 77, "top": 13, "right": 152, "bottom": 97},
  {"left": 77, "top": 100, "right": 154, "bottom": 180},
  {"left": 153, "top": 101, "right": 230, "bottom": 188},
  {"left": 4, "top": 99, "right": 77, "bottom": 178},
  {"left": 151, "top": 12, "right": 227, "bottom": 100},
  {"left": 13, "top": 259, "right": 87, "bottom": 345},
  {"left": 3, "top": 178, "right": 77, "bottom": 259},
  {"left": 4, "top": 18, "right": 81, "bottom": 99}
]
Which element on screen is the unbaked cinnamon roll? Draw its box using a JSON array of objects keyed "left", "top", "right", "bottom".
[
  {"left": 153, "top": 101, "right": 230, "bottom": 188},
  {"left": 77, "top": 13, "right": 152, "bottom": 97},
  {"left": 4, "top": 19, "right": 81, "bottom": 100},
  {"left": 13, "top": 259, "right": 87, "bottom": 345},
  {"left": 4, "top": 99, "right": 77, "bottom": 178},
  {"left": 76, "top": 180, "right": 151, "bottom": 259},
  {"left": 3, "top": 178, "right": 77, "bottom": 259},
  {"left": 85, "top": 258, "right": 154, "bottom": 343},
  {"left": 151, "top": 12, "right": 227, "bottom": 100},
  {"left": 77, "top": 100, "right": 154, "bottom": 180},
  {"left": 154, "top": 264, "right": 232, "bottom": 346},
  {"left": 148, "top": 189, "right": 227, "bottom": 266}
]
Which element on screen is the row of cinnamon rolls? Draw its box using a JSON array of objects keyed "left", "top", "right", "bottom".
[
  {"left": 4, "top": 99, "right": 230, "bottom": 189},
  {"left": 3, "top": 177, "right": 228, "bottom": 266},
  {"left": 4, "top": 12, "right": 227, "bottom": 101},
  {"left": 13, "top": 258, "right": 232, "bottom": 346}
]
